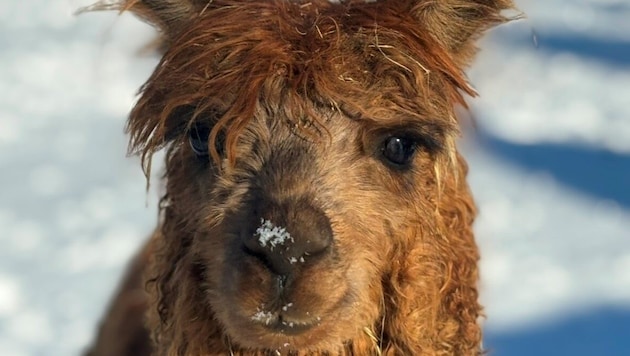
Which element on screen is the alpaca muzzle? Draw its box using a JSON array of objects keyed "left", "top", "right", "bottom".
[{"left": 240, "top": 199, "right": 333, "bottom": 276}]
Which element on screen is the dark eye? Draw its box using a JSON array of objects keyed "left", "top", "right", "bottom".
[
  {"left": 189, "top": 122, "right": 227, "bottom": 160},
  {"left": 189, "top": 122, "right": 210, "bottom": 157},
  {"left": 381, "top": 136, "right": 417, "bottom": 167}
]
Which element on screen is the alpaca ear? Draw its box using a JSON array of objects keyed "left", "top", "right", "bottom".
[
  {"left": 84, "top": 0, "right": 208, "bottom": 40},
  {"left": 412, "top": 0, "right": 515, "bottom": 58}
]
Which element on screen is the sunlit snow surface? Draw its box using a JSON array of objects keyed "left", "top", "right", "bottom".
[{"left": 0, "top": 1, "right": 628, "bottom": 355}]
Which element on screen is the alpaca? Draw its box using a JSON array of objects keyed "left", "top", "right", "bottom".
[{"left": 84, "top": 1, "right": 514, "bottom": 355}]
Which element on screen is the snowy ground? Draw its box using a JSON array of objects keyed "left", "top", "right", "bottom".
[{"left": 0, "top": 1, "right": 628, "bottom": 355}]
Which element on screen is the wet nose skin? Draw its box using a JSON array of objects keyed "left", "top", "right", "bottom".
[{"left": 240, "top": 200, "right": 333, "bottom": 276}]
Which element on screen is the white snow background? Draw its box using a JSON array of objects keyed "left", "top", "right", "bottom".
[{"left": 0, "top": 1, "right": 628, "bottom": 355}]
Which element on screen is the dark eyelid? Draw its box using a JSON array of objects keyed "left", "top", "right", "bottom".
[
  {"left": 164, "top": 105, "right": 197, "bottom": 142},
  {"left": 379, "top": 122, "right": 446, "bottom": 154},
  {"left": 405, "top": 131, "right": 443, "bottom": 154},
  {"left": 164, "top": 104, "right": 224, "bottom": 143}
]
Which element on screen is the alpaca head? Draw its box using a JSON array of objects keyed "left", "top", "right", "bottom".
[{"left": 93, "top": 0, "right": 514, "bottom": 353}]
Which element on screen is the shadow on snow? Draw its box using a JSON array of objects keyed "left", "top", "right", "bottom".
[
  {"left": 484, "top": 306, "right": 630, "bottom": 356},
  {"left": 476, "top": 131, "right": 630, "bottom": 209}
]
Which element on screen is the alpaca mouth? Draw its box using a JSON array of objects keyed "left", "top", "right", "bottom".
[{"left": 251, "top": 310, "right": 321, "bottom": 335}]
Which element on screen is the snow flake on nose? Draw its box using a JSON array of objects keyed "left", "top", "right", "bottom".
[
  {"left": 251, "top": 307, "right": 275, "bottom": 325},
  {"left": 256, "top": 219, "right": 294, "bottom": 250}
]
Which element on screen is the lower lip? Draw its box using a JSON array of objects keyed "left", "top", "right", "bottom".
[{"left": 261, "top": 319, "right": 318, "bottom": 335}]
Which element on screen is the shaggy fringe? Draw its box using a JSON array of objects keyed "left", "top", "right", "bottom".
[{"left": 87, "top": 0, "right": 513, "bottom": 177}]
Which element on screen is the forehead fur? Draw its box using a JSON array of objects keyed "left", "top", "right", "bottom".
[{"left": 123, "top": 0, "right": 509, "bottom": 165}]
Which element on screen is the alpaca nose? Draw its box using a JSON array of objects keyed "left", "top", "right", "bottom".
[{"left": 240, "top": 201, "right": 332, "bottom": 276}]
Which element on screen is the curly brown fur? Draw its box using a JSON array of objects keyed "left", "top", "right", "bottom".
[
  {"left": 85, "top": 0, "right": 515, "bottom": 355},
  {"left": 85, "top": 240, "right": 153, "bottom": 356}
]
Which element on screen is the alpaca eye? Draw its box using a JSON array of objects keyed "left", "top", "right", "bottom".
[
  {"left": 381, "top": 136, "right": 417, "bottom": 167},
  {"left": 189, "top": 123, "right": 210, "bottom": 157},
  {"left": 189, "top": 123, "right": 226, "bottom": 160}
]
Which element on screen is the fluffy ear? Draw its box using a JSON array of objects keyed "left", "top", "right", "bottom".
[
  {"left": 412, "top": 0, "right": 515, "bottom": 60},
  {"left": 84, "top": 0, "right": 208, "bottom": 40}
]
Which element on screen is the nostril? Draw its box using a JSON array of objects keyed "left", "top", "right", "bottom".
[
  {"left": 240, "top": 224, "right": 265, "bottom": 255},
  {"left": 299, "top": 208, "right": 333, "bottom": 256},
  {"left": 241, "top": 244, "right": 278, "bottom": 274},
  {"left": 300, "top": 236, "right": 330, "bottom": 258}
]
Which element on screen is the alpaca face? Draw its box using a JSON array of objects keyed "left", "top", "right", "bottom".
[
  {"left": 141, "top": 5, "right": 468, "bottom": 350},
  {"left": 173, "top": 105, "right": 447, "bottom": 351},
  {"left": 114, "top": 0, "right": 514, "bottom": 352}
]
